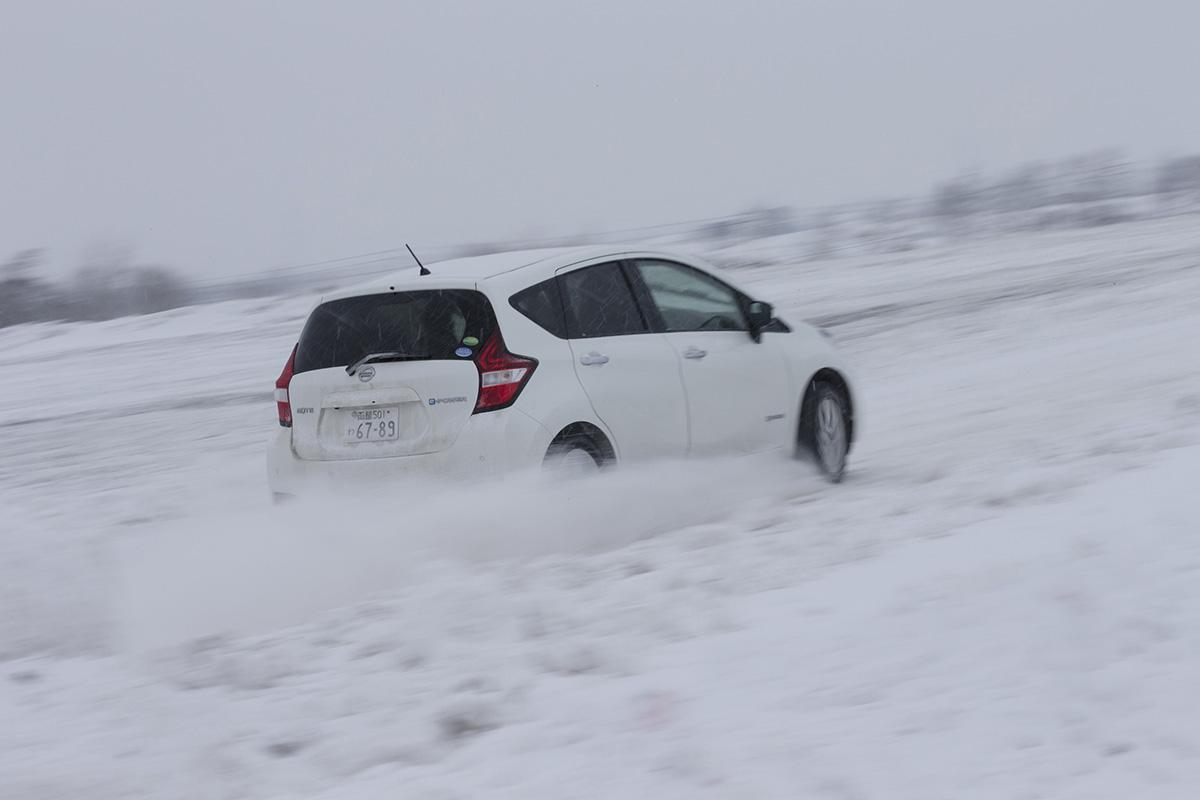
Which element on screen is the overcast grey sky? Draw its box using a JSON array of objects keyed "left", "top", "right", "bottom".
[{"left": 3, "top": 0, "right": 1198, "bottom": 278}]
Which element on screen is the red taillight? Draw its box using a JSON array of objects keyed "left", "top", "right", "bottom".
[
  {"left": 275, "top": 343, "right": 297, "bottom": 427},
  {"left": 473, "top": 330, "right": 537, "bottom": 413}
]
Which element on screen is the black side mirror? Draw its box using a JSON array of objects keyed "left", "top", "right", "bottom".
[{"left": 747, "top": 301, "right": 773, "bottom": 341}]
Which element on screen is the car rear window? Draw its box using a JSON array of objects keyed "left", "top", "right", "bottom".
[
  {"left": 293, "top": 289, "right": 495, "bottom": 374},
  {"left": 510, "top": 277, "right": 567, "bottom": 338}
]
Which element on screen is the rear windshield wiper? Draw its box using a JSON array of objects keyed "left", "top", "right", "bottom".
[{"left": 346, "top": 351, "right": 429, "bottom": 375}]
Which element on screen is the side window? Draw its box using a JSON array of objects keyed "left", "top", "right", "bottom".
[
  {"left": 558, "top": 261, "right": 648, "bottom": 339},
  {"left": 634, "top": 260, "right": 747, "bottom": 332},
  {"left": 510, "top": 277, "right": 567, "bottom": 338}
]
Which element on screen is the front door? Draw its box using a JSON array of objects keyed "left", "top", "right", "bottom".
[{"left": 630, "top": 259, "right": 790, "bottom": 456}]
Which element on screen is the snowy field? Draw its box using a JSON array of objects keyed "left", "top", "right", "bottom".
[{"left": 2, "top": 216, "right": 1200, "bottom": 798}]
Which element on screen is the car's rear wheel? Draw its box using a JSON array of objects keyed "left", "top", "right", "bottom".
[
  {"left": 800, "top": 381, "right": 850, "bottom": 482},
  {"left": 543, "top": 438, "right": 602, "bottom": 478}
]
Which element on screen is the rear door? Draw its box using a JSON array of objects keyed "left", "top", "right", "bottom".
[
  {"left": 287, "top": 289, "right": 488, "bottom": 461},
  {"left": 630, "top": 259, "right": 791, "bottom": 455},
  {"left": 555, "top": 261, "right": 689, "bottom": 462}
]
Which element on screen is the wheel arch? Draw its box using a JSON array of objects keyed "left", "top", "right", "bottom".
[{"left": 546, "top": 421, "right": 617, "bottom": 465}]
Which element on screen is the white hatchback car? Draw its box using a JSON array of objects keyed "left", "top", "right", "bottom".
[{"left": 267, "top": 247, "right": 856, "bottom": 498}]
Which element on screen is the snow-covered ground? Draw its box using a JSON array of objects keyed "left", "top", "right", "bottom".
[{"left": 2, "top": 216, "right": 1199, "bottom": 798}]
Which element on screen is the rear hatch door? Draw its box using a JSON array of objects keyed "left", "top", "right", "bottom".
[{"left": 287, "top": 288, "right": 492, "bottom": 461}]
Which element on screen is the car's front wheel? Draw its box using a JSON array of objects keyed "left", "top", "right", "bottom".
[{"left": 799, "top": 381, "right": 850, "bottom": 482}]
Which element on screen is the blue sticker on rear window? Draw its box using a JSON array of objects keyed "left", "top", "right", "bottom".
[{"left": 454, "top": 346, "right": 473, "bottom": 358}]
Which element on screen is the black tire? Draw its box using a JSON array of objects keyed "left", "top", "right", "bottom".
[{"left": 799, "top": 381, "right": 851, "bottom": 483}]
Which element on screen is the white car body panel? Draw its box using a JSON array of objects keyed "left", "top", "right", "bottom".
[
  {"left": 267, "top": 246, "right": 857, "bottom": 497},
  {"left": 565, "top": 330, "right": 690, "bottom": 462},
  {"left": 662, "top": 328, "right": 792, "bottom": 456}
]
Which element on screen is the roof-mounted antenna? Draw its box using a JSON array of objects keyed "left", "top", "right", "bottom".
[{"left": 406, "top": 243, "right": 431, "bottom": 276}]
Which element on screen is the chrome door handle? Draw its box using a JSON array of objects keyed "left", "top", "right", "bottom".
[
  {"left": 682, "top": 346, "right": 707, "bottom": 360},
  {"left": 579, "top": 351, "right": 610, "bottom": 366}
]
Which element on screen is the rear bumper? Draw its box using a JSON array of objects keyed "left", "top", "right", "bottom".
[{"left": 266, "top": 406, "right": 553, "bottom": 496}]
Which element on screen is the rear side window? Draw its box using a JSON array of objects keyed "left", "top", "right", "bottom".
[
  {"left": 559, "top": 262, "right": 647, "bottom": 338},
  {"left": 510, "top": 278, "right": 567, "bottom": 338},
  {"left": 293, "top": 289, "right": 494, "bottom": 374}
]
